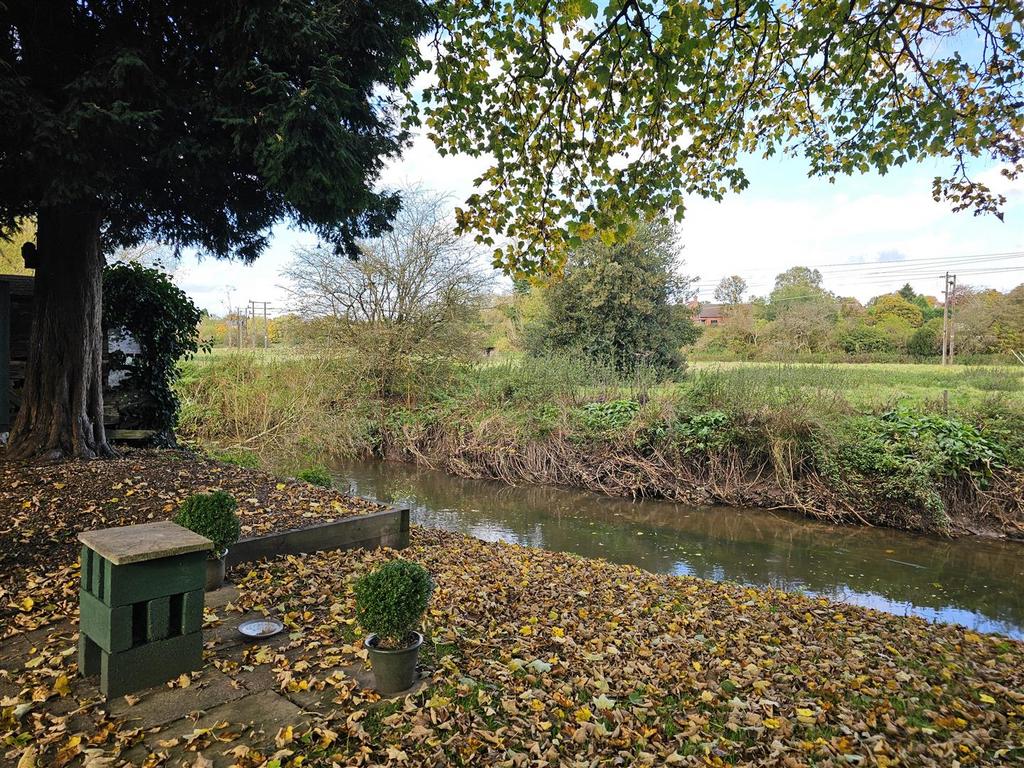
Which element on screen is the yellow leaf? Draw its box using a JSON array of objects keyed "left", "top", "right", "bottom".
[
  {"left": 574, "top": 706, "right": 592, "bottom": 723},
  {"left": 177, "top": 673, "right": 191, "bottom": 688},
  {"left": 276, "top": 483, "right": 286, "bottom": 490},
  {"left": 427, "top": 694, "right": 451, "bottom": 709},
  {"left": 53, "top": 675, "right": 71, "bottom": 697},
  {"left": 979, "top": 693, "right": 996, "bottom": 705},
  {"left": 275, "top": 724, "right": 293, "bottom": 747},
  {"left": 692, "top": 660, "right": 702, "bottom": 672},
  {"left": 16, "top": 746, "right": 37, "bottom": 768},
  {"left": 20, "top": 597, "right": 34, "bottom": 612}
]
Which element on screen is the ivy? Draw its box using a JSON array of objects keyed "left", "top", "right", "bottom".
[{"left": 103, "top": 262, "right": 206, "bottom": 442}]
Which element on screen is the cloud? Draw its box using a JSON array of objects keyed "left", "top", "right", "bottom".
[{"left": 877, "top": 250, "right": 906, "bottom": 262}]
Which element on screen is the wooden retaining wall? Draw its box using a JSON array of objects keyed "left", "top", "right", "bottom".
[{"left": 226, "top": 507, "right": 410, "bottom": 566}]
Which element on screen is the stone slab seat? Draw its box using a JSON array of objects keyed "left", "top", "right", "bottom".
[{"left": 77, "top": 521, "right": 212, "bottom": 699}]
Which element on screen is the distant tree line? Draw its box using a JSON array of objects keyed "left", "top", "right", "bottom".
[{"left": 696, "top": 268, "right": 1024, "bottom": 360}]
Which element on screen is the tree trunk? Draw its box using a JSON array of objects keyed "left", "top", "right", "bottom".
[{"left": 6, "top": 205, "right": 112, "bottom": 460}]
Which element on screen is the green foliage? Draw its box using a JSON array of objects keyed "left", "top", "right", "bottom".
[
  {"left": 173, "top": 491, "right": 241, "bottom": 555},
  {"left": 835, "top": 323, "right": 894, "bottom": 354},
  {"left": 297, "top": 465, "right": 334, "bottom": 488},
  {"left": 2, "top": 2, "right": 429, "bottom": 258},
  {"left": 876, "top": 410, "right": 1009, "bottom": 481},
  {"left": 573, "top": 399, "right": 640, "bottom": 436},
  {"left": 354, "top": 559, "right": 433, "bottom": 648},
  {"left": 908, "top": 320, "right": 943, "bottom": 358},
  {"left": 669, "top": 410, "right": 735, "bottom": 454},
  {"left": 870, "top": 295, "right": 924, "bottom": 327},
  {"left": 526, "top": 220, "right": 698, "bottom": 373},
  {"left": 425, "top": 2, "right": 1021, "bottom": 272},
  {"left": 816, "top": 419, "right": 947, "bottom": 528},
  {"left": 103, "top": 262, "right": 204, "bottom": 440}
]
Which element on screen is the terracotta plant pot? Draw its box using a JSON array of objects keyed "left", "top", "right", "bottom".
[
  {"left": 205, "top": 552, "right": 227, "bottom": 591},
  {"left": 364, "top": 632, "right": 423, "bottom": 694}
]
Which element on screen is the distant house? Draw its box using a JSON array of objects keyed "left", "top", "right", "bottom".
[{"left": 696, "top": 303, "right": 726, "bottom": 327}]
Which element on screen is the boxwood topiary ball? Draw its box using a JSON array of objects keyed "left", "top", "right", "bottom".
[
  {"left": 354, "top": 559, "right": 433, "bottom": 648},
  {"left": 173, "top": 490, "right": 241, "bottom": 555}
]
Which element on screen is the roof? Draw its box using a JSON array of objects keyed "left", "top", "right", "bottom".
[{"left": 697, "top": 303, "right": 725, "bottom": 319}]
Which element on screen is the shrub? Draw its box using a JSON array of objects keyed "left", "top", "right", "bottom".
[
  {"left": 670, "top": 410, "right": 735, "bottom": 454},
  {"left": 103, "top": 262, "right": 206, "bottom": 442},
  {"left": 573, "top": 399, "right": 641, "bottom": 436},
  {"left": 173, "top": 491, "right": 241, "bottom": 555},
  {"left": 353, "top": 559, "right": 433, "bottom": 648},
  {"left": 297, "top": 465, "right": 333, "bottom": 488}
]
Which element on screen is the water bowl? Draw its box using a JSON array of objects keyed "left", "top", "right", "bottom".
[{"left": 238, "top": 618, "right": 285, "bottom": 640}]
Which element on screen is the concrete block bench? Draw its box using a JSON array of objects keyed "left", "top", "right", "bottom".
[{"left": 78, "top": 521, "right": 212, "bottom": 698}]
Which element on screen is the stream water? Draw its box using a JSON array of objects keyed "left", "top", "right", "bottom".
[{"left": 329, "top": 459, "right": 1024, "bottom": 639}]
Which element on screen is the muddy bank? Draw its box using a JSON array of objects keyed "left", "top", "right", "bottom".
[{"left": 379, "top": 430, "right": 1024, "bottom": 540}]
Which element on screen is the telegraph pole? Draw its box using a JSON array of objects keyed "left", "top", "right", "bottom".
[
  {"left": 941, "top": 272, "right": 949, "bottom": 366},
  {"left": 948, "top": 273, "right": 957, "bottom": 365},
  {"left": 940, "top": 272, "right": 957, "bottom": 366},
  {"left": 248, "top": 300, "right": 272, "bottom": 349}
]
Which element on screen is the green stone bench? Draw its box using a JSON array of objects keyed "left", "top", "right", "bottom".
[{"left": 78, "top": 521, "right": 212, "bottom": 698}]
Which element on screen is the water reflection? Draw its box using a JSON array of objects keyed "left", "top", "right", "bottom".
[{"left": 330, "top": 459, "right": 1024, "bottom": 639}]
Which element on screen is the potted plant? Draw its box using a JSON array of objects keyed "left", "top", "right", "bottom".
[
  {"left": 173, "top": 490, "right": 241, "bottom": 591},
  {"left": 354, "top": 559, "right": 433, "bottom": 694}
]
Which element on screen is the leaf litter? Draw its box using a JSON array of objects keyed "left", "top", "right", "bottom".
[{"left": 1, "top": 452, "right": 1022, "bottom": 766}]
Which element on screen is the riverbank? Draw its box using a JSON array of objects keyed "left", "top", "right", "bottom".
[
  {"left": 177, "top": 352, "right": 1024, "bottom": 538},
  {"left": 2, "top": 450, "right": 1022, "bottom": 766}
]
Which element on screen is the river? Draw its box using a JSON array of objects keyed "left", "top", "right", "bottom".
[{"left": 329, "top": 459, "right": 1024, "bottom": 639}]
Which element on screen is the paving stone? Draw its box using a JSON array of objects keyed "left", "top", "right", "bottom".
[
  {"left": 117, "top": 690, "right": 308, "bottom": 768},
  {"left": 108, "top": 666, "right": 247, "bottom": 728},
  {"left": 204, "top": 584, "right": 240, "bottom": 611},
  {"left": 79, "top": 521, "right": 211, "bottom": 565},
  {"left": 0, "top": 623, "right": 75, "bottom": 672}
]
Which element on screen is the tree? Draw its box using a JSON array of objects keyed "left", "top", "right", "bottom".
[
  {"left": 835, "top": 322, "right": 895, "bottom": 355},
  {"left": 714, "top": 275, "right": 747, "bottom": 306},
  {"left": 870, "top": 294, "right": 925, "bottom": 327},
  {"left": 908, "top": 319, "right": 944, "bottom": 358},
  {"left": 1, "top": 2, "right": 428, "bottom": 458},
  {"left": 281, "top": 187, "right": 493, "bottom": 396},
  {"left": 991, "top": 284, "right": 1024, "bottom": 353},
  {"left": 528, "top": 220, "right": 699, "bottom": 372},
  {"left": 425, "top": 2, "right": 1023, "bottom": 272},
  {"left": 773, "top": 267, "right": 825, "bottom": 292},
  {"left": 0, "top": 219, "right": 34, "bottom": 276}
]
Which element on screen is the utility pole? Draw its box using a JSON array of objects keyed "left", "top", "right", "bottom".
[
  {"left": 948, "top": 273, "right": 957, "bottom": 365},
  {"left": 248, "top": 300, "right": 272, "bottom": 349},
  {"left": 941, "top": 272, "right": 949, "bottom": 366}
]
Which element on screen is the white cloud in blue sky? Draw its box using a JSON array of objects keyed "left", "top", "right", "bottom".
[{"left": 175, "top": 131, "right": 1023, "bottom": 314}]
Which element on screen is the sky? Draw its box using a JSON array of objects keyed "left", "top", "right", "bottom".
[{"left": 174, "top": 131, "right": 1024, "bottom": 315}]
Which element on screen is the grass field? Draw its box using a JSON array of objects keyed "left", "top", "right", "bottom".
[
  {"left": 187, "top": 346, "right": 1024, "bottom": 409},
  {"left": 687, "top": 360, "right": 1024, "bottom": 409}
]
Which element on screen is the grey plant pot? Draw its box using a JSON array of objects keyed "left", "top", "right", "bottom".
[
  {"left": 365, "top": 632, "right": 423, "bottom": 694},
  {"left": 205, "top": 552, "right": 227, "bottom": 591}
]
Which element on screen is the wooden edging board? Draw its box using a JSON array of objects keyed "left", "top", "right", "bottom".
[{"left": 226, "top": 506, "right": 410, "bottom": 566}]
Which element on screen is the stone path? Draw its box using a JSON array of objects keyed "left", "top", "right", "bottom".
[{"left": 1, "top": 584, "right": 424, "bottom": 767}]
